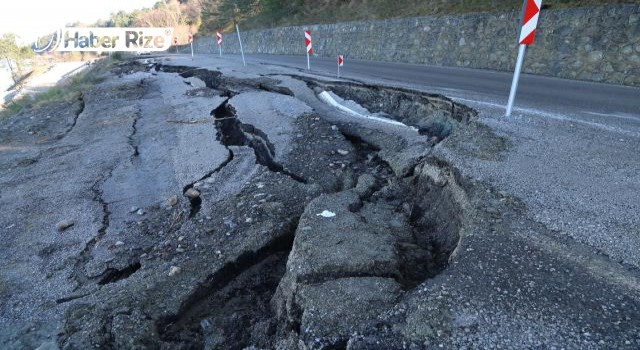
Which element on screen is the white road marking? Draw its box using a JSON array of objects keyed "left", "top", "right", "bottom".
[
  {"left": 583, "top": 111, "right": 640, "bottom": 123},
  {"left": 452, "top": 97, "right": 640, "bottom": 138},
  {"left": 318, "top": 91, "right": 418, "bottom": 130}
]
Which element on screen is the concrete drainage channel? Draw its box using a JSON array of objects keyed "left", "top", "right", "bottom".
[{"left": 60, "top": 61, "right": 474, "bottom": 349}]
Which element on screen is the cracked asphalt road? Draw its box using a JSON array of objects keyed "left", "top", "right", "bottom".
[{"left": 0, "top": 55, "right": 638, "bottom": 349}]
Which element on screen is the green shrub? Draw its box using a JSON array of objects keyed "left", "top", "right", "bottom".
[{"left": 1, "top": 58, "right": 112, "bottom": 118}]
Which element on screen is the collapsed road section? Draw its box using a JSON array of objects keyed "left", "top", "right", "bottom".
[{"left": 1, "top": 58, "right": 639, "bottom": 349}]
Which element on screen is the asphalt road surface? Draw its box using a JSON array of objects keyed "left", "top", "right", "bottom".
[{"left": 1, "top": 53, "right": 639, "bottom": 348}]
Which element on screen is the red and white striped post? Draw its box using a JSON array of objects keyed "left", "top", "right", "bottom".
[
  {"left": 506, "top": 0, "right": 542, "bottom": 117},
  {"left": 337, "top": 55, "right": 344, "bottom": 78},
  {"left": 305, "top": 30, "right": 313, "bottom": 70},
  {"left": 188, "top": 33, "right": 194, "bottom": 58},
  {"left": 216, "top": 30, "right": 223, "bottom": 57}
]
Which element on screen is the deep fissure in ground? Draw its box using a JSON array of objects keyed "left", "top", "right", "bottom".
[
  {"left": 212, "top": 100, "right": 307, "bottom": 184},
  {"left": 67, "top": 61, "right": 472, "bottom": 348},
  {"left": 157, "top": 221, "right": 298, "bottom": 349},
  {"left": 156, "top": 67, "right": 467, "bottom": 348}
]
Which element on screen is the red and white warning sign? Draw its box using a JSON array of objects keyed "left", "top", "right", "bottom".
[
  {"left": 338, "top": 55, "right": 344, "bottom": 67},
  {"left": 519, "top": 0, "right": 542, "bottom": 45},
  {"left": 188, "top": 33, "right": 193, "bottom": 44},
  {"left": 216, "top": 30, "right": 222, "bottom": 45},
  {"left": 507, "top": 0, "right": 543, "bottom": 116},
  {"left": 305, "top": 30, "right": 313, "bottom": 54}
]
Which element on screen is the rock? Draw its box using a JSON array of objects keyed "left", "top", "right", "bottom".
[
  {"left": 166, "top": 195, "right": 178, "bottom": 207},
  {"left": 286, "top": 191, "right": 400, "bottom": 283},
  {"left": 355, "top": 174, "right": 377, "bottom": 198},
  {"left": 136, "top": 209, "right": 145, "bottom": 216},
  {"left": 177, "top": 236, "right": 185, "bottom": 242},
  {"left": 337, "top": 149, "right": 349, "bottom": 156},
  {"left": 381, "top": 144, "right": 428, "bottom": 177},
  {"left": 295, "top": 277, "right": 402, "bottom": 347},
  {"left": 184, "top": 77, "right": 206, "bottom": 88},
  {"left": 185, "top": 188, "right": 201, "bottom": 199},
  {"left": 168, "top": 266, "right": 181, "bottom": 276},
  {"left": 56, "top": 219, "right": 74, "bottom": 232},
  {"left": 114, "top": 241, "right": 125, "bottom": 247},
  {"left": 129, "top": 207, "right": 139, "bottom": 213},
  {"left": 223, "top": 217, "right": 237, "bottom": 229}
]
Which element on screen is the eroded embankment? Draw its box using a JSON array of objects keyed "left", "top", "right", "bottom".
[
  {"left": 58, "top": 61, "right": 478, "bottom": 349},
  {"left": 163, "top": 64, "right": 474, "bottom": 349},
  {"left": 306, "top": 79, "right": 477, "bottom": 139}
]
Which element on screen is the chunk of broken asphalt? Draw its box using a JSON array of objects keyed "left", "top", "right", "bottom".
[
  {"left": 184, "top": 188, "right": 201, "bottom": 199},
  {"left": 166, "top": 195, "right": 178, "bottom": 207}
]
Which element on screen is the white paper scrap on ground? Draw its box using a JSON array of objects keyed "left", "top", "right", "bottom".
[{"left": 317, "top": 210, "right": 336, "bottom": 218}]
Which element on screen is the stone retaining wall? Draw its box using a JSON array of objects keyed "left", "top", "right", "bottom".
[{"left": 192, "top": 4, "right": 640, "bottom": 86}]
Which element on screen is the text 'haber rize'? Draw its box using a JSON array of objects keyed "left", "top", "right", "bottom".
[{"left": 63, "top": 31, "right": 167, "bottom": 49}]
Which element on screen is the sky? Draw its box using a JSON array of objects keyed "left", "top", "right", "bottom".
[{"left": 0, "top": 0, "right": 159, "bottom": 44}]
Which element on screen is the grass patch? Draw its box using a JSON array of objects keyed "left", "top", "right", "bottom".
[{"left": 1, "top": 58, "right": 113, "bottom": 119}]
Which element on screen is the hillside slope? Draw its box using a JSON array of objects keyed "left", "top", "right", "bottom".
[{"left": 232, "top": 0, "right": 640, "bottom": 30}]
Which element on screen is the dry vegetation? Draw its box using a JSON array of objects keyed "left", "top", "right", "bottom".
[{"left": 240, "top": 0, "right": 640, "bottom": 29}]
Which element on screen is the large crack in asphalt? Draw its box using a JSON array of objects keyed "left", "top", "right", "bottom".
[
  {"left": 50, "top": 92, "right": 85, "bottom": 142},
  {"left": 57, "top": 62, "right": 475, "bottom": 348},
  {"left": 154, "top": 66, "right": 468, "bottom": 348},
  {"left": 127, "top": 107, "right": 142, "bottom": 160},
  {"left": 157, "top": 64, "right": 294, "bottom": 98},
  {"left": 156, "top": 218, "right": 299, "bottom": 349},
  {"left": 212, "top": 100, "right": 307, "bottom": 184},
  {"left": 152, "top": 64, "right": 304, "bottom": 219},
  {"left": 159, "top": 109, "right": 465, "bottom": 349},
  {"left": 66, "top": 93, "right": 85, "bottom": 136},
  {"left": 270, "top": 155, "right": 468, "bottom": 348},
  {"left": 339, "top": 133, "right": 449, "bottom": 288},
  {"left": 182, "top": 148, "right": 234, "bottom": 218},
  {"left": 68, "top": 166, "right": 115, "bottom": 290},
  {"left": 97, "top": 261, "right": 142, "bottom": 285}
]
